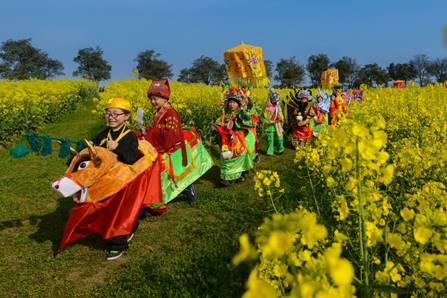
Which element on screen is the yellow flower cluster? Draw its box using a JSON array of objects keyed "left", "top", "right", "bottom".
[
  {"left": 254, "top": 170, "right": 284, "bottom": 198},
  {"left": 0, "top": 79, "right": 97, "bottom": 144},
  {"left": 233, "top": 208, "right": 356, "bottom": 297},
  {"left": 254, "top": 170, "right": 285, "bottom": 214}
]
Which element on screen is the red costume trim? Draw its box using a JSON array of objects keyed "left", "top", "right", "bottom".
[{"left": 58, "top": 158, "right": 163, "bottom": 251}]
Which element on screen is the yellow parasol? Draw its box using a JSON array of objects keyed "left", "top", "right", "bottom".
[
  {"left": 321, "top": 68, "right": 339, "bottom": 89},
  {"left": 224, "top": 43, "right": 269, "bottom": 87}
]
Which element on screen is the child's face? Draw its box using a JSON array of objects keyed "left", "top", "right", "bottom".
[
  {"left": 228, "top": 100, "right": 239, "bottom": 111},
  {"left": 150, "top": 96, "right": 168, "bottom": 110},
  {"left": 105, "top": 108, "right": 129, "bottom": 129}
]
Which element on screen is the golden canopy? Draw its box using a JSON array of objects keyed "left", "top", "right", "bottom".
[
  {"left": 321, "top": 68, "right": 339, "bottom": 89},
  {"left": 224, "top": 43, "right": 269, "bottom": 87}
]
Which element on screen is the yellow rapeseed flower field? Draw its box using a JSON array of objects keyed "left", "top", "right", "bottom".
[{"left": 0, "top": 79, "right": 97, "bottom": 145}]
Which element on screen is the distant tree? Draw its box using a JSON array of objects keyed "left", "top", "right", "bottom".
[
  {"left": 190, "top": 56, "right": 224, "bottom": 85},
  {"left": 0, "top": 38, "right": 63, "bottom": 80},
  {"left": 217, "top": 63, "right": 228, "bottom": 84},
  {"left": 73, "top": 47, "right": 111, "bottom": 81},
  {"left": 355, "top": 63, "right": 390, "bottom": 86},
  {"left": 428, "top": 58, "right": 447, "bottom": 82},
  {"left": 179, "top": 56, "right": 225, "bottom": 85},
  {"left": 410, "top": 54, "right": 431, "bottom": 86},
  {"left": 387, "top": 63, "right": 417, "bottom": 82},
  {"left": 264, "top": 59, "right": 273, "bottom": 79},
  {"left": 134, "top": 50, "right": 173, "bottom": 80},
  {"left": 178, "top": 68, "right": 192, "bottom": 83},
  {"left": 274, "top": 57, "right": 305, "bottom": 87},
  {"left": 332, "top": 56, "right": 358, "bottom": 85},
  {"left": 307, "top": 54, "right": 330, "bottom": 86}
]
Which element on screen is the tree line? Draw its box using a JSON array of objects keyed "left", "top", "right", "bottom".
[{"left": 1, "top": 38, "right": 446, "bottom": 87}]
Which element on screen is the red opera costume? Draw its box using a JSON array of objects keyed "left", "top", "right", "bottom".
[{"left": 143, "top": 102, "right": 187, "bottom": 166}]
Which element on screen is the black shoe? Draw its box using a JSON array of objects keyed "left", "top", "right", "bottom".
[
  {"left": 220, "top": 179, "right": 231, "bottom": 187},
  {"left": 237, "top": 176, "right": 246, "bottom": 183},
  {"left": 106, "top": 249, "right": 124, "bottom": 261},
  {"left": 255, "top": 155, "right": 261, "bottom": 163},
  {"left": 183, "top": 185, "right": 197, "bottom": 204},
  {"left": 138, "top": 208, "right": 152, "bottom": 220}
]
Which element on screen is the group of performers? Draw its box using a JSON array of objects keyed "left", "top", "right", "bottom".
[
  {"left": 52, "top": 79, "right": 361, "bottom": 260},
  {"left": 287, "top": 87, "right": 362, "bottom": 146},
  {"left": 214, "top": 84, "right": 362, "bottom": 184}
]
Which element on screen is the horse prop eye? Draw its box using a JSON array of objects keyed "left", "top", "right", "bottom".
[
  {"left": 78, "top": 161, "right": 90, "bottom": 170},
  {"left": 73, "top": 157, "right": 91, "bottom": 172}
]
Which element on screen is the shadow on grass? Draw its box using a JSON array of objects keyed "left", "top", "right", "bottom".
[
  {"left": 0, "top": 197, "right": 104, "bottom": 255},
  {"left": 101, "top": 246, "right": 251, "bottom": 298},
  {"left": 198, "top": 164, "right": 222, "bottom": 187},
  {"left": 30, "top": 198, "right": 95, "bottom": 254}
]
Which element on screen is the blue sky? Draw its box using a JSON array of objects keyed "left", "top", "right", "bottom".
[{"left": 0, "top": 0, "right": 445, "bottom": 80}]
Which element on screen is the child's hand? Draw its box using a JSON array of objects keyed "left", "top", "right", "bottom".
[{"left": 108, "top": 140, "right": 119, "bottom": 151}]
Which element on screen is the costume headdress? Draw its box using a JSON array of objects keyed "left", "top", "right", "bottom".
[
  {"left": 222, "top": 84, "right": 249, "bottom": 107},
  {"left": 315, "top": 89, "right": 330, "bottom": 113},
  {"left": 147, "top": 79, "right": 170, "bottom": 100},
  {"left": 268, "top": 88, "right": 280, "bottom": 104}
]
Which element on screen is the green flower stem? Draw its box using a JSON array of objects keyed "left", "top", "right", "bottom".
[
  {"left": 356, "top": 138, "right": 370, "bottom": 292},
  {"left": 306, "top": 163, "right": 321, "bottom": 216},
  {"left": 268, "top": 187, "right": 279, "bottom": 214}
]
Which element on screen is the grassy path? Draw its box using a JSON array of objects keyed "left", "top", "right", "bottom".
[{"left": 0, "top": 100, "right": 308, "bottom": 297}]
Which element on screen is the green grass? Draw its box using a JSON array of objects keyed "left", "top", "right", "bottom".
[{"left": 0, "top": 100, "right": 313, "bottom": 297}]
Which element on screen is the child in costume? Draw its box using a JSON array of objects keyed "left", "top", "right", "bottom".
[
  {"left": 329, "top": 90, "right": 341, "bottom": 126},
  {"left": 310, "top": 90, "right": 329, "bottom": 137},
  {"left": 352, "top": 88, "right": 363, "bottom": 102},
  {"left": 54, "top": 97, "right": 162, "bottom": 261},
  {"left": 142, "top": 79, "right": 197, "bottom": 204},
  {"left": 263, "top": 89, "right": 284, "bottom": 155},
  {"left": 142, "top": 79, "right": 213, "bottom": 206},
  {"left": 92, "top": 97, "right": 140, "bottom": 164},
  {"left": 291, "top": 90, "right": 313, "bottom": 147},
  {"left": 93, "top": 97, "right": 141, "bottom": 260},
  {"left": 215, "top": 87, "right": 256, "bottom": 186}
]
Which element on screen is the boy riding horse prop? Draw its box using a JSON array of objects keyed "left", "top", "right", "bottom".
[{"left": 52, "top": 140, "right": 163, "bottom": 251}]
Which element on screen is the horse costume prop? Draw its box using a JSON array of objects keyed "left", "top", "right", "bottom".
[
  {"left": 214, "top": 123, "right": 256, "bottom": 181},
  {"left": 214, "top": 124, "right": 252, "bottom": 160},
  {"left": 158, "top": 128, "right": 214, "bottom": 203},
  {"left": 52, "top": 140, "right": 163, "bottom": 251}
]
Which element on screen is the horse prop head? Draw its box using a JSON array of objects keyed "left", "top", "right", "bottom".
[
  {"left": 51, "top": 140, "right": 158, "bottom": 203},
  {"left": 214, "top": 124, "right": 246, "bottom": 160}
]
